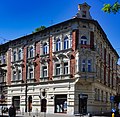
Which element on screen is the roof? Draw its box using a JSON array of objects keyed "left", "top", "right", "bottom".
[{"left": 1, "top": 17, "right": 119, "bottom": 58}]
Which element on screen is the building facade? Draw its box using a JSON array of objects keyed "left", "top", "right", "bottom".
[{"left": 0, "top": 2, "right": 119, "bottom": 115}]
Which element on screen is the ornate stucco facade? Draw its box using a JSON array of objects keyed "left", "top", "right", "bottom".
[{"left": 0, "top": 2, "right": 119, "bottom": 115}]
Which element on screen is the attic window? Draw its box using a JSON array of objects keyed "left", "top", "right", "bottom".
[{"left": 82, "top": 11, "right": 86, "bottom": 17}]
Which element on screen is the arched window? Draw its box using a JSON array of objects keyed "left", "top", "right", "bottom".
[
  {"left": 64, "top": 36, "right": 69, "bottom": 49},
  {"left": 13, "top": 51, "right": 16, "bottom": 61},
  {"left": 56, "top": 39, "right": 61, "bottom": 51},
  {"left": 18, "top": 49, "right": 22, "bottom": 60},
  {"left": 81, "top": 36, "right": 87, "bottom": 45},
  {"left": 30, "top": 46, "right": 34, "bottom": 58}
]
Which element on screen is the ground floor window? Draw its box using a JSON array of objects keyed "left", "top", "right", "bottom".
[
  {"left": 12, "top": 96, "right": 20, "bottom": 110},
  {"left": 54, "top": 94, "right": 67, "bottom": 113}
]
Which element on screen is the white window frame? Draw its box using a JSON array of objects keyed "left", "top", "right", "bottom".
[
  {"left": 18, "top": 49, "right": 22, "bottom": 60},
  {"left": 18, "top": 69, "right": 22, "bottom": 80},
  {"left": 56, "top": 38, "right": 61, "bottom": 51},
  {"left": 64, "top": 36, "right": 69, "bottom": 49},
  {"left": 13, "top": 51, "right": 17, "bottom": 62},
  {"left": 13, "top": 71, "right": 17, "bottom": 81},
  {"left": 82, "top": 59, "right": 86, "bottom": 72},
  {"left": 55, "top": 64, "right": 61, "bottom": 75},
  {"left": 63, "top": 62, "right": 68, "bottom": 75},
  {"left": 80, "top": 36, "right": 87, "bottom": 45},
  {"left": 43, "top": 43, "right": 48, "bottom": 54},
  {"left": 42, "top": 66, "right": 47, "bottom": 77}
]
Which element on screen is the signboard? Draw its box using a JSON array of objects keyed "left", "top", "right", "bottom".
[
  {"left": 110, "top": 96, "right": 114, "bottom": 102},
  {"left": 79, "top": 94, "right": 88, "bottom": 99}
]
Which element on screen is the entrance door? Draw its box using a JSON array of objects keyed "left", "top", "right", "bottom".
[
  {"left": 12, "top": 96, "right": 20, "bottom": 110},
  {"left": 79, "top": 94, "right": 88, "bottom": 114},
  {"left": 55, "top": 94, "right": 67, "bottom": 113}
]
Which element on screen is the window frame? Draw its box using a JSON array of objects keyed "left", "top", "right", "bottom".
[
  {"left": 63, "top": 62, "right": 68, "bottom": 75},
  {"left": 56, "top": 39, "right": 61, "bottom": 51},
  {"left": 64, "top": 36, "right": 69, "bottom": 50},
  {"left": 55, "top": 64, "right": 60, "bottom": 76},
  {"left": 43, "top": 43, "right": 48, "bottom": 54}
]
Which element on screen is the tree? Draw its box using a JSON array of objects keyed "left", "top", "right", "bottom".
[
  {"left": 32, "top": 26, "right": 46, "bottom": 33},
  {"left": 102, "top": 1, "right": 120, "bottom": 14}
]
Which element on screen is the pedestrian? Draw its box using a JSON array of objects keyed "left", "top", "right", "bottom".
[{"left": 8, "top": 103, "right": 16, "bottom": 117}]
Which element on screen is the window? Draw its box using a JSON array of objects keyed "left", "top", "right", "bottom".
[
  {"left": 56, "top": 39, "right": 61, "bottom": 51},
  {"left": 81, "top": 36, "right": 87, "bottom": 45},
  {"left": 29, "top": 68, "right": 33, "bottom": 79},
  {"left": 82, "top": 59, "right": 86, "bottom": 72},
  {"left": 64, "top": 63, "right": 68, "bottom": 74},
  {"left": 88, "top": 60, "right": 91, "bottom": 72},
  {"left": 13, "top": 71, "right": 16, "bottom": 81},
  {"left": 30, "top": 47, "right": 34, "bottom": 58},
  {"left": 82, "top": 11, "right": 86, "bottom": 17},
  {"left": 95, "top": 88, "right": 97, "bottom": 100},
  {"left": 18, "top": 49, "right": 22, "bottom": 60},
  {"left": 106, "top": 92, "right": 108, "bottom": 102},
  {"left": 56, "top": 64, "right": 60, "bottom": 75},
  {"left": 101, "top": 90, "right": 103, "bottom": 102},
  {"left": 42, "top": 66, "right": 47, "bottom": 77},
  {"left": 13, "top": 51, "right": 16, "bottom": 61},
  {"left": 43, "top": 43, "right": 48, "bottom": 54},
  {"left": 0, "top": 55, "right": 6, "bottom": 64},
  {"left": 18, "top": 70, "right": 22, "bottom": 80},
  {"left": 64, "top": 36, "right": 69, "bottom": 49}
]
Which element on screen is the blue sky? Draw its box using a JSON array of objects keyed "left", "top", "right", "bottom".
[{"left": 0, "top": 0, "right": 120, "bottom": 57}]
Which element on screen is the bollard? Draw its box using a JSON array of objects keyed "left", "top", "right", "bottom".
[{"left": 112, "top": 113, "right": 114, "bottom": 117}]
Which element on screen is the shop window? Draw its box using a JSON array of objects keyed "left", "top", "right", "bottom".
[{"left": 55, "top": 95, "right": 67, "bottom": 113}]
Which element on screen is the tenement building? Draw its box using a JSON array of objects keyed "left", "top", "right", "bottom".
[{"left": 0, "top": 2, "right": 119, "bottom": 115}]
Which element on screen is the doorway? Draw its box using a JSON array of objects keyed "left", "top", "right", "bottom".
[
  {"left": 79, "top": 94, "right": 88, "bottom": 114},
  {"left": 54, "top": 94, "right": 67, "bottom": 113}
]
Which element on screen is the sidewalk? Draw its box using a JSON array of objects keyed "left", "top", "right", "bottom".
[{"left": 1, "top": 112, "right": 89, "bottom": 117}]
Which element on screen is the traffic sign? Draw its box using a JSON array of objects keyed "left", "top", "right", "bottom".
[{"left": 110, "top": 96, "right": 114, "bottom": 102}]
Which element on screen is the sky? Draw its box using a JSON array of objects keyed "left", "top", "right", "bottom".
[{"left": 0, "top": 0, "right": 120, "bottom": 58}]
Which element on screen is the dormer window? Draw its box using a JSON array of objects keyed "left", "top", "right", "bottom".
[
  {"left": 81, "top": 36, "right": 87, "bottom": 45},
  {"left": 82, "top": 11, "right": 86, "bottom": 17}
]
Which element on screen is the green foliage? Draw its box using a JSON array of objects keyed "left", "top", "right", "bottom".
[
  {"left": 102, "top": 2, "right": 120, "bottom": 14},
  {"left": 32, "top": 26, "right": 46, "bottom": 33}
]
